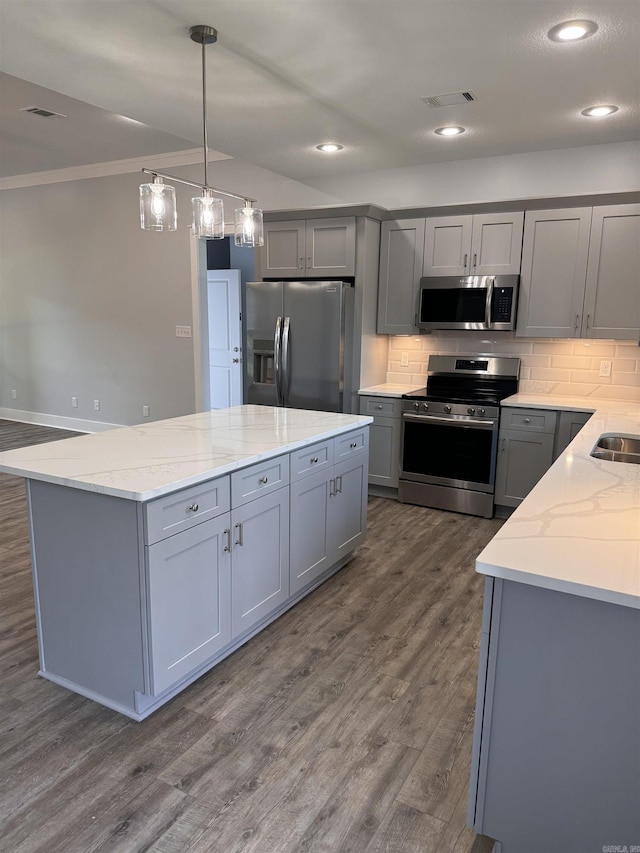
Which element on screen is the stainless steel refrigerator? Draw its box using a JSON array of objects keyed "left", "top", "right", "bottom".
[{"left": 245, "top": 280, "right": 355, "bottom": 412}]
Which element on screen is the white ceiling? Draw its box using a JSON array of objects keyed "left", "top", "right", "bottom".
[{"left": 0, "top": 0, "right": 638, "bottom": 182}]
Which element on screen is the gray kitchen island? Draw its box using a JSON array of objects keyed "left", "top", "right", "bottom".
[
  {"left": 0, "top": 406, "right": 371, "bottom": 720},
  {"left": 467, "top": 397, "right": 640, "bottom": 852}
]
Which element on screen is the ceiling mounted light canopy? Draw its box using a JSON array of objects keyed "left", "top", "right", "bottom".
[
  {"left": 548, "top": 20, "right": 598, "bottom": 42},
  {"left": 434, "top": 126, "right": 465, "bottom": 136},
  {"left": 140, "top": 25, "right": 263, "bottom": 247},
  {"left": 581, "top": 104, "right": 619, "bottom": 117}
]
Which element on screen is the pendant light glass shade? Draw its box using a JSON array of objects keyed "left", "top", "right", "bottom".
[
  {"left": 140, "top": 178, "right": 177, "bottom": 231},
  {"left": 234, "top": 206, "right": 264, "bottom": 247},
  {"left": 192, "top": 191, "right": 224, "bottom": 239}
]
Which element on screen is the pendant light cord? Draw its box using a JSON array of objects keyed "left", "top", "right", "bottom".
[{"left": 201, "top": 37, "right": 208, "bottom": 189}]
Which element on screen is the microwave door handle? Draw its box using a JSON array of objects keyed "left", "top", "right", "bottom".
[{"left": 485, "top": 277, "right": 495, "bottom": 328}]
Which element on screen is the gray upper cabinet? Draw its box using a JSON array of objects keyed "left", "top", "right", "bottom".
[
  {"left": 262, "top": 217, "right": 356, "bottom": 278},
  {"left": 517, "top": 203, "right": 640, "bottom": 339},
  {"left": 377, "top": 218, "right": 426, "bottom": 334},
  {"left": 423, "top": 212, "right": 524, "bottom": 277},
  {"left": 583, "top": 204, "right": 640, "bottom": 340},
  {"left": 517, "top": 207, "right": 592, "bottom": 338}
]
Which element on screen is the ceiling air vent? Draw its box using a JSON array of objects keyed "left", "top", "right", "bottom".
[
  {"left": 20, "top": 106, "right": 67, "bottom": 119},
  {"left": 421, "top": 91, "right": 477, "bottom": 108}
]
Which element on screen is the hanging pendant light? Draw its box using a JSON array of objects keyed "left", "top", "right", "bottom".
[
  {"left": 140, "top": 24, "right": 263, "bottom": 246},
  {"left": 139, "top": 176, "right": 177, "bottom": 231}
]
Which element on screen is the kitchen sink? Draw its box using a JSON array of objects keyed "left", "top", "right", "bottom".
[{"left": 590, "top": 434, "right": 640, "bottom": 464}]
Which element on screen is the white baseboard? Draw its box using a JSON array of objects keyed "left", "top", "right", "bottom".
[{"left": 0, "top": 408, "right": 125, "bottom": 433}]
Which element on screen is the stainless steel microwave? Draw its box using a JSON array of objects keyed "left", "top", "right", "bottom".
[{"left": 417, "top": 274, "right": 519, "bottom": 331}]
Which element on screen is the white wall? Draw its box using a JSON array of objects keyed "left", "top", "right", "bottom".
[{"left": 303, "top": 141, "right": 640, "bottom": 208}]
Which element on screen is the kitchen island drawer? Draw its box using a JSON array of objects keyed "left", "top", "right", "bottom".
[
  {"left": 360, "top": 396, "right": 401, "bottom": 418},
  {"left": 500, "top": 407, "right": 557, "bottom": 434},
  {"left": 290, "top": 440, "right": 334, "bottom": 481},
  {"left": 144, "top": 476, "right": 231, "bottom": 545},
  {"left": 335, "top": 428, "right": 369, "bottom": 461},
  {"left": 231, "top": 455, "right": 289, "bottom": 506}
]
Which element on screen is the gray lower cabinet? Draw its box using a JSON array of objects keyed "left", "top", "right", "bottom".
[
  {"left": 147, "top": 514, "right": 232, "bottom": 696},
  {"left": 468, "top": 577, "right": 640, "bottom": 852},
  {"left": 496, "top": 406, "right": 594, "bottom": 508},
  {"left": 290, "top": 435, "right": 369, "bottom": 595},
  {"left": 27, "top": 426, "right": 369, "bottom": 720},
  {"left": 231, "top": 486, "right": 290, "bottom": 637},
  {"left": 553, "top": 410, "right": 592, "bottom": 460},
  {"left": 359, "top": 395, "right": 401, "bottom": 488},
  {"left": 494, "top": 407, "right": 557, "bottom": 508}
]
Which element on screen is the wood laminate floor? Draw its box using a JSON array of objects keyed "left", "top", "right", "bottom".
[{"left": 0, "top": 420, "right": 498, "bottom": 853}]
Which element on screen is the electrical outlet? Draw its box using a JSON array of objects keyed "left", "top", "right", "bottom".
[
  {"left": 11, "top": 389, "right": 17, "bottom": 399},
  {"left": 400, "top": 352, "right": 409, "bottom": 367},
  {"left": 142, "top": 405, "right": 150, "bottom": 417},
  {"left": 71, "top": 396, "right": 78, "bottom": 408},
  {"left": 599, "top": 360, "right": 612, "bottom": 378},
  {"left": 176, "top": 325, "right": 192, "bottom": 338},
  {"left": 93, "top": 399, "right": 100, "bottom": 411}
]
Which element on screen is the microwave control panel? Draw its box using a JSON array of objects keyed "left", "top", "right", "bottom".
[{"left": 491, "top": 287, "right": 514, "bottom": 323}]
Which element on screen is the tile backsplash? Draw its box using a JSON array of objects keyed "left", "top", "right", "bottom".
[{"left": 387, "top": 332, "right": 640, "bottom": 401}]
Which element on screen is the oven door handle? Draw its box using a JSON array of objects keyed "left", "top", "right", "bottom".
[{"left": 403, "top": 413, "right": 496, "bottom": 429}]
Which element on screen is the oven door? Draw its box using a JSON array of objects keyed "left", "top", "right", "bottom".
[{"left": 400, "top": 412, "right": 499, "bottom": 492}]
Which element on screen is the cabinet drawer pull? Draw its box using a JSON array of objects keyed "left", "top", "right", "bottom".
[
  {"left": 188, "top": 503, "right": 199, "bottom": 512},
  {"left": 523, "top": 418, "right": 531, "bottom": 424},
  {"left": 235, "top": 522, "right": 244, "bottom": 546},
  {"left": 223, "top": 529, "right": 231, "bottom": 552},
  {"left": 375, "top": 404, "right": 383, "bottom": 410},
  {"left": 259, "top": 476, "right": 268, "bottom": 484},
  {"left": 310, "top": 456, "right": 319, "bottom": 464},
  {"left": 350, "top": 441, "right": 358, "bottom": 448}
]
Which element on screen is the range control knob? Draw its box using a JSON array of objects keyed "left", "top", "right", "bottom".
[
  {"left": 444, "top": 405, "right": 452, "bottom": 413},
  {"left": 467, "top": 407, "right": 476, "bottom": 415},
  {"left": 413, "top": 401, "right": 420, "bottom": 410},
  {"left": 421, "top": 402, "right": 429, "bottom": 411},
  {"left": 478, "top": 407, "right": 486, "bottom": 416}
]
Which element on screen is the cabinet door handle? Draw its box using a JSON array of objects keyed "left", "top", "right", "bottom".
[
  {"left": 574, "top": 314, "right": 579, "bottom": 331},
  {"left": 234, "top": 522, "right": 243, "bottom": 546},
  {"left": 463, "top": 253, "right": 468, "bottom": 269},
  {"left": 299, "top": 256, "right": 304, "bottom": 269},
  {"left": 501, "top": 438, "right": 506, "bottom": 452},
  {"left": 310, "top": 456, "right": 319, "bottom": 464},
  {"left": 307, "top": 256, "right": 312, "bottom": 268},
  {"left": 188, "top": 503, "right": 199, "bottom": 512},
  {"left": 223, "top": 529, "right": 231, "bottom": 552},
  {"left": 472, "top": 252, "right": 477, "bottom": 269},
  {"left": 335, "top": 475, "right": 343, "bottom": 494},
  {"left": 329, "top": 478, "right": 335, "bottom": 497},
  {"left": 586, "top": 314, "right": 591, "bottom": 329},
  {"left": 259, "top": 476, "right": 268, "bottom": 484}
]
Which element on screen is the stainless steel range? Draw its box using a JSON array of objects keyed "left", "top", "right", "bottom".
[{"left": 399, "top": 354, "right": 520, "bottom": 518}]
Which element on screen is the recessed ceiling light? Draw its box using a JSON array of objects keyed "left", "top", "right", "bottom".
[
  {"left": 548, "top": 20, "right": 598, "bottom": 42},
  {"left": 316, "top": 143, "right": 343, "bottom": 153},
  {"left": 434, "top": 126, "right": 465, "bottom": 136},
  {"left": 581, "top": 104, "right": 619, "bottom": 117}
]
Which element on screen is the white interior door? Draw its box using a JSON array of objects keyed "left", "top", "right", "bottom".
[{"left": 207, "top": 270, "right": 243, "bottom": 409}]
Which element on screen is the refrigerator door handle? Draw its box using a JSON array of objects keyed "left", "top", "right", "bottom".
[
  {"left": 274, "top": 316, "right": 283, "bottom": 405},
  {"left": 282, "top": 316, "right": 291, "bottom": 407}
]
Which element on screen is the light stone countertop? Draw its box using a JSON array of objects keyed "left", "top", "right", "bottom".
[
  {"left": 477, "top": 395, "right": 640, "bottom": 609},
  {"left": 0, "top": 406, "right": 372, "bottom": 502},
  {"left": 358, "top": 383, "right": 424, "bottom": 398}
]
